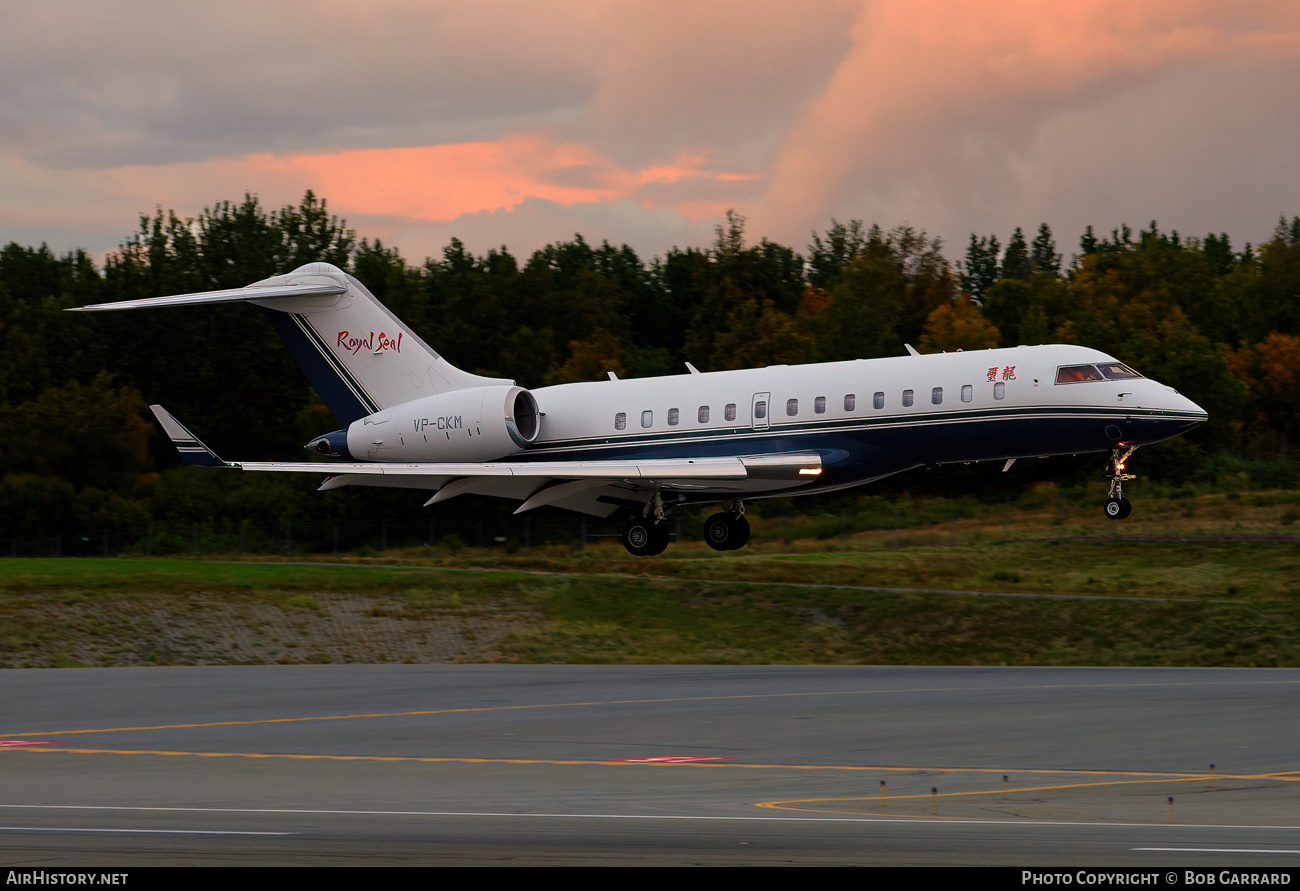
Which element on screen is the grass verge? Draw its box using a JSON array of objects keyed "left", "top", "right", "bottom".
[{"left": 1, "top": 539, "right": 1298, "bottom": 667}]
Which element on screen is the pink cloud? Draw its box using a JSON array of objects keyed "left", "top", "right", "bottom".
[
  {"left": 753, "top": 0, "right": 1300, "bottom": 244},
  {"left": 261, "top": 134, "right": 755, "bottom": 224}
]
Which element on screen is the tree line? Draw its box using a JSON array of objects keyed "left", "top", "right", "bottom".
[{"left": 1, "top": 192, "right": 1298, "bottom": 539}]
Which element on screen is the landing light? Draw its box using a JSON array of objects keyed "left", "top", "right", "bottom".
[{"left": 799, "top": 468, "right": 822, "bottom": 476}]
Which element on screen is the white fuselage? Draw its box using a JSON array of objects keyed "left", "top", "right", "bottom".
[
  {"left": 526, "top": 343, "right": 1202, "bottom": 464},
  {"left": 338, "top": 342, "right": 1206, "bottom": 503}
]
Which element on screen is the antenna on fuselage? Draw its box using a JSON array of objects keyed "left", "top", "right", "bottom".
[{"left": 904, "top": 344, "right": 920, "bottom": 356}]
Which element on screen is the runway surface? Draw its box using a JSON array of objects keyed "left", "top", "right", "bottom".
[{"left": 0, "top": 665, "right": 1298, "bottom": 865}]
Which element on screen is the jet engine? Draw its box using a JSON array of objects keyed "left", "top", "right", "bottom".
[{"left": 339, "top": 386, "right": 540, "bottom": 462}]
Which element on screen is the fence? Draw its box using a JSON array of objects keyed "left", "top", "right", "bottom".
[{"left": 6, "top": 487, "right": 1299, "bottom": 558}]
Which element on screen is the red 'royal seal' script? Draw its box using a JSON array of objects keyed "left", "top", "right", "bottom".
[{"left": 337, "top": 331, "right": 402, "bottom": 355}]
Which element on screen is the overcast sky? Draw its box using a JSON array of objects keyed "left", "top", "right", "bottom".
[{"left": 2, "top": 0, "right": 1298, "bottom": 266}]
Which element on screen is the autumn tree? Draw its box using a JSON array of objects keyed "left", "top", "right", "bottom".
[
  {"left": 1230, "top": 332, "right": 1300, "bottom": 449},
  {"left": 547, "top": 328, "right": 626, "bottom": 384},
  {"left": 918, "top": 295, "right": 1001, "bottom": 353}
]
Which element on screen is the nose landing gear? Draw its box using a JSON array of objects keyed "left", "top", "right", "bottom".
[
  {"left": 704, "top": 502, "right": 750, "bottom": 551},
  {"left": 1104, "top": 445, "right": 1137, "bottom": 520}
]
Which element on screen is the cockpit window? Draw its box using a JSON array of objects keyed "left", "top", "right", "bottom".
[
  {"left": 1096, "top": 362, "right": 1144, "bottom": 381},
  {"left": 1056, "top": 365, "right": 1106, "bottom": 384}
]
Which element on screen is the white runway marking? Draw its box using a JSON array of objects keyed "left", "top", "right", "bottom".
[
  {"left": 2, "top": 804, "right": 1300, "bottom": 831},
  {"left": 1134, "top": 847, "right": 1300, "bottom": 854},
  {"left": 0, "top": 826, "right": 292, "bottom": 835}
]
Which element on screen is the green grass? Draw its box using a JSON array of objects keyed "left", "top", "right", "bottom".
[{"left": 1, "top": 541, "right": 1298, "bottom": 667}]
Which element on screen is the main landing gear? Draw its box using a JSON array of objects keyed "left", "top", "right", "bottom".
[
  {"left": 622, "top": 491, "right": 672, "bottom": 557},
  {"left": 1103, "top": 445, "right": 1138, "bottom": 520},
  {"left": 620, "top": 497, "right": 753, "bottom": 556},
  {"left": 704, "top": 503, "right": 749, "bottom": 552},
  {"left": 621, "top": 516, "right": 670, "bottom": 556}
]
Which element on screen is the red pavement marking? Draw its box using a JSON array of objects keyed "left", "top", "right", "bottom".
[
  {"left": 611, "top": 756, "right": 737, "bottom": 763},
  {"left": 0, "top": 741, "right": 62, "bottom": 747}
]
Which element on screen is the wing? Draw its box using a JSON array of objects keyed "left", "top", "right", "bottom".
[{"left": 150, "top": 405, "right": 823, "bottom": 517}]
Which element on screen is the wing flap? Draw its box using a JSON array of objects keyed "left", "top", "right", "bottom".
[{"left": 236, "top": 456, "right": 760, "bottom": 480}]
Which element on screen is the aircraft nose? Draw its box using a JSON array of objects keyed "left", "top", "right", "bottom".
[{"left": 1163, "top": 387, "right": 1208, "bottom": 428}]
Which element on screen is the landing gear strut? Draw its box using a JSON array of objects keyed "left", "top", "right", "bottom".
[
  {"left": 704, "top": 502, "right": 750, "bottom": 551},
  {"left": 1103, "top": 445, "right": 1137, "bottom": 520}
]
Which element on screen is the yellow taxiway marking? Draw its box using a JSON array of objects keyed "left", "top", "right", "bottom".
[
  {"left": 12, "top": 747, "right": 1300, "bottom": 788},
  {"left": 7, "top": 678, "right": 1300, "bottom": 739},
  {"left": 2, "top": 688, "right": 980, "bottom": 737},
  {"left": 758, "top": 774, "right": 1300, "bottom": 815}
]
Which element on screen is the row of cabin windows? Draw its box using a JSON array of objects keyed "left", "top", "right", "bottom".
[
  {"left": 613, "top": 382, "right": 1006, "bottom": 430},
  {"left": 897, "top": 383, "right": 1003, "bottom": 406},
  {"left": 615, "top": 403, "right": 739, "bottom": 430}
]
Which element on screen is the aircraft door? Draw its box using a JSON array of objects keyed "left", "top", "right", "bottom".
[{"left": 751, "top": 392, "right": 770, "bottom": 430}]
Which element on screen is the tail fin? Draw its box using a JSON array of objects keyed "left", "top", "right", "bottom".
[{"left": 70, "top": 263, "right": 509, "bottom": 425}]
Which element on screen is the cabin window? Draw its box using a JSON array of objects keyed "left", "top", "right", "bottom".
[
  {"left": 1056, "top": 364, "right": 1105, "bottom": 384},
  {"left": 961, "top": 384, "right": 973, "bottom": 402},
  {"left": 725, "top": 403, "right": 737, "bottom": 421},
  {"left": 814, "top": 396, "right": 826, "bottom": 414},
  {"left": 844, "top": 394, "right": 856, "bottom": 411},
  {"left": 932, "top": 387, "right": 943, "bottom": 405},
  {"left": 615, "top": 412, "right": 627, "bottom": 430},
  {"left": 786, "top": 398, "right": 798, "bottom": 416},
  {"left": 667, "top": 408, "right": 679, "bottom": 426},
  {"left": 698, "top": 405, "right": 709, "bottom": 423},
  {"left": 902, "top": 389, "right": 914, "bottom": 407},
  {"left": 641, "top": 410, "right": 653, "bottom": 428},
  {"left": 994, "top": 382, "right": 1005, "bottom": 399},
  {"left": 1096, "top": 362, "right": 1144, "bottom": 381},
  {"left": 873, "top": 392, "right": 884, "bottom": 409},
  {"left": 754, "top": 401, "right": 767, "bottom": 419}
]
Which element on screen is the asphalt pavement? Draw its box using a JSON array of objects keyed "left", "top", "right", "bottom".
[{"left": 0, "top": 665, "right": 1297, "bottom": 865}]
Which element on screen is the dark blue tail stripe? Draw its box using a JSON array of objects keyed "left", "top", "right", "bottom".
[
  {"left": 261, "top": 308, "right": 379, "bottom": 425},
  {"left": 291, "top": 314, "right": 381, "bottom": 415}
]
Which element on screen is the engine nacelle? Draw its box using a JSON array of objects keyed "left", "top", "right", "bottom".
[{"left": 346, "top": 385, "right": 540, "bottom": 462}]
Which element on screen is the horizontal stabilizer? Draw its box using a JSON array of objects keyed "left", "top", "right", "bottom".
[
  {"left": 66, "top": 282, "right": 346, "bottom": 312},
  {"left": 149, "top": 405, "right": 228, "bottom": 467}
]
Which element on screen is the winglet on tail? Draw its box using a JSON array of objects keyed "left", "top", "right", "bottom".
[{"left": 149, "top": 405, "right": 230, "bottom": 467}]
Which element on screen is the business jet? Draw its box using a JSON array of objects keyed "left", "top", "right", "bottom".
[{"left": 69, "top": 262, "right": 1207, "bottom": 555}]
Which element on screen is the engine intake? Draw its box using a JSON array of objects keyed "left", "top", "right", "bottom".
[{"left": 346, "top": 386, "right": 541, "bottom": 462}]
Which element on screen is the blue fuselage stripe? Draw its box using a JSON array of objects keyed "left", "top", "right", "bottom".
[{"left": 513, "top": 409, "right": 1204, "bottom": 490}]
